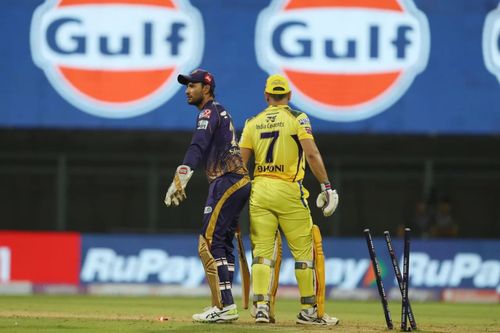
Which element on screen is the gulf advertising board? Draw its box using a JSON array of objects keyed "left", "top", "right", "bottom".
[
  {"left": 0, "top": 0, "right": 499, "bottom": 133},
  {"left": 0, "top": 231, "right": 499, "bottom": 302}
]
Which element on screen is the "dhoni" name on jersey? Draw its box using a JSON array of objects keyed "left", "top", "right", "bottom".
[{"left": 257, "top": 164, "right": 285, "bottom": 172}]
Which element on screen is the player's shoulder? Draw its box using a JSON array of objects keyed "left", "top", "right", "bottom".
[
  {"left": 211, "top": 101, "right": 226, "bottom": 111},
  {"left": 284, "top": 107, "right": 309, "bottom": 122},
  {"left": 210, "top": 101, "right": 229, "bottom": 116},
  {"left": 244, "top": 115, "right": 256, "bottom": 123},
  {"left": 200, "top": 101, "right": 229, "bottom": 120},
  {"left": 242, "top": 115, "right": 258, "bottom": 131},
  {"left": 287, "top": 108, "right": 304, "bottom": 118},
  {"left": 244, "top": 108, "right": 268, "bottom": 125}
]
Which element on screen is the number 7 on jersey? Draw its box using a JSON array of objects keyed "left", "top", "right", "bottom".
[{"left": 260, "top": 131, "right": 280, "bottom": 163}]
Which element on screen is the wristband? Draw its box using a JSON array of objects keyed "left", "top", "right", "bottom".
[{"left": 320, "top": 182, "right": 332, "bottom": 191}]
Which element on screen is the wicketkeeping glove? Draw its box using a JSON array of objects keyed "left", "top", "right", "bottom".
[
  {"left": 316, "top": 182, "right": 339, "bottom": 217},
  {"left": 164, "top": 165, "right": 194, "bottom": 207}
]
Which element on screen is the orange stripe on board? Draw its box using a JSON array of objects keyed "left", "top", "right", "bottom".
[
  {"left": 58, "top": 0, "right": 175, "bottom": 8},
  {"left": 363, "top": 262, "right": 377, "bottom": 286},
  {"left": 285, "top": 69, "right": 401, "bottom": 107},
  {"left": 284, "top": 0, "right": 402, "bottom": 11},
  {"left": 59, "top": 66, "right": 174, "bottom": 103}
]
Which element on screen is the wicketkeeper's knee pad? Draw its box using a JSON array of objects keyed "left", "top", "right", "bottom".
[{"left": 198, "top": 235, "right": 222, "bottom": 309}]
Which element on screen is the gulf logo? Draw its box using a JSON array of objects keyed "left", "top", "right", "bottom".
[
  {"left": 483, "top": 3, "right": 500, "bottom": 83},
  {"left": 255, "top": 0, "right": 430, "bottom": 122},
  {"left": 30, "top": 0, "right": 203, "bottom": 118}
]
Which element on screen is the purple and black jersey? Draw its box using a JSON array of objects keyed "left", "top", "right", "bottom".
[{"left": 183, "top": 100, "right": 247, "bottom": 183}]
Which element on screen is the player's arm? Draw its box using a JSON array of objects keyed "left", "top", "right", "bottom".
[
  {"left": 300, "top": 139, "right": 329, "bottom": 184},
  {"left": 300, "top": 138, "right": 338, "bottom": 217},
  {"left": 164, "top": 110, "right": 217, "bottom": 207},
  {"left": 240, "top": 148, "right": 253, "bottom": 168},
  {"left": 295, "top": 112, "right": 338, "bottom": 216},
  {"left": 183, "top": 110, "right": 218, "bottom": 169},
  {"left": 239, "top": 119, "right": 254, "bottom": 168},
  {"left": 295, "top": 113, "right": 329, "bottom": 184}
]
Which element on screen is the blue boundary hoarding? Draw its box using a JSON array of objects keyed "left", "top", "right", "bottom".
[{"left": 81, "top": 234, "right": 500, "bottom": 292}]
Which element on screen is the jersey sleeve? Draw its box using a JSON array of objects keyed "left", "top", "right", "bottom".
[
  {"left": 182, "top": 108, "right": 218, "bottom": 169},
  {"left": 296, "top": 113, "right": 314, "bottom": 140},
  {"left": 239, "top": 118, "right": 254, "bottom": 150}
]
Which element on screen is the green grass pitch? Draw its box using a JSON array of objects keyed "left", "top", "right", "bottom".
[{"left": 0, "top": 295, "right": 498, "bottom": 332}]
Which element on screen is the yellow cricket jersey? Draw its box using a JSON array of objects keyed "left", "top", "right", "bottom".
[{"left": 239, "top": 105, "right": 314, "bottom": 182}]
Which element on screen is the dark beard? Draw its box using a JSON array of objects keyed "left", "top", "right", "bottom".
[{"left": 188, "top": 95, "right": 204, "bottom": 107}]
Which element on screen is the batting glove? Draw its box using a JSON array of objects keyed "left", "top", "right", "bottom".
[
  {"left": 316, "top": 182, "right": 339, "bottom": 217},
  {"left": 164, "top": 165, "right": 194, "bottom": 207}
]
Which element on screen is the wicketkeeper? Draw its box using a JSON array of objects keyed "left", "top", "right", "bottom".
[
  {"left": 239, "top": 74, "right": 339, "bottom": 325},
  {"left": 164, "top": 69, "right": 251, "bottom": 323}
]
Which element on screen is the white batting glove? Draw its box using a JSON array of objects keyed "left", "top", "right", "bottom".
[
  {"left": 164, "top": 165, "right": 194, "bottom": 207},
  {"left": 316, "top": 182, "right": 339, "bottom": 217}
]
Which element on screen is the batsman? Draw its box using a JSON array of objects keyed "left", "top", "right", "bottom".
[{"left": 239, "top": 74, "right": 339, "bottom": 325}]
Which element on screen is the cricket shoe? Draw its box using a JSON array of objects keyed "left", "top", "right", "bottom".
[
  {"left": 255, "top": 303, "right": 270, "bottom": 323},
  {"left": 192, "top": 304, "right": 239, "bottom": 323},
  {"left": 296, "top": 306, "right": 339, "bottom": 326}
]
